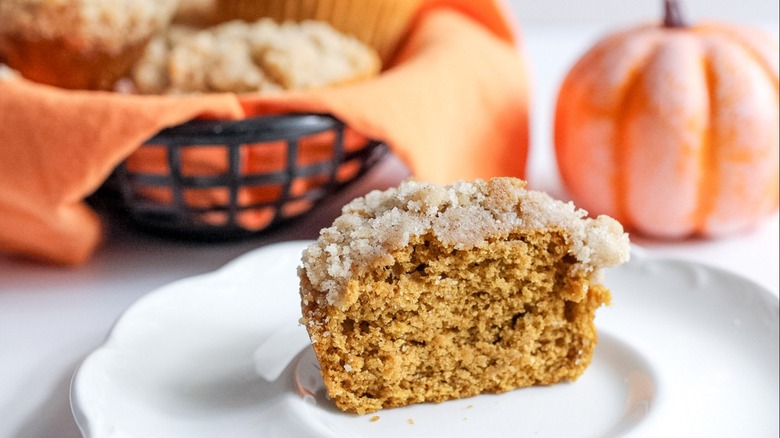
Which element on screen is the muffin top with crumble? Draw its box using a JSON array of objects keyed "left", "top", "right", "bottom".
[{"left": 301, "top": 178, "right": 630, "bottom": 306}]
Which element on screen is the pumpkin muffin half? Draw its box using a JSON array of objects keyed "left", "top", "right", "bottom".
[{"left": 299, "top": 177, "right": 630, "bottom": 414}]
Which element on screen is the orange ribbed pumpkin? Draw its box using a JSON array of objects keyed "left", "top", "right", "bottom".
[{"left": 554, "top": 0, "right": 779, "bottom": 239}]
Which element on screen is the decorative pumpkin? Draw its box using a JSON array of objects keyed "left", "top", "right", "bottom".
[{"left": 554, "top": 0, "right": 779, "bottom": 239}]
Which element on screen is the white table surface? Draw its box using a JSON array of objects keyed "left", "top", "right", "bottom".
[{"left": 1, "top": 22, "right": 778, "bottom": 438}]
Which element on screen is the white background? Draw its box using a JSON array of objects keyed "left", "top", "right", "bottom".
[{"left": 510, "top": 0, "right": 780, "bottom": 26}]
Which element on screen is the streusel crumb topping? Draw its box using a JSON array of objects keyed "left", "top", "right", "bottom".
[{"left": 301, "top": 178, "right": 630, "bottom": 306}]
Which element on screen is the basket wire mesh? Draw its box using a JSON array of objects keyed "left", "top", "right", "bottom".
[{"left": 113, "top": 113, "right": 388, "bottom": 239}]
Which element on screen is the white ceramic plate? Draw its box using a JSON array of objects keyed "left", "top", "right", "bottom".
[{"left": 70, "top": 241, "right": 779, "bottom": 438}]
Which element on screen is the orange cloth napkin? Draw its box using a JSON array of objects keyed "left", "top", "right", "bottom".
[{"left": 0, "top": 0, "right": 530, "bottom": 265}]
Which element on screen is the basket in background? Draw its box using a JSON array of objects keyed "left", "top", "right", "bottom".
[{"left": 111, "top": 113, "right": 387, "bottom": 239}]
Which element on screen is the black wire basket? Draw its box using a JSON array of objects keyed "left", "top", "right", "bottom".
[{"left": 112, "top": 113, "right": 388, "bottom": 239}]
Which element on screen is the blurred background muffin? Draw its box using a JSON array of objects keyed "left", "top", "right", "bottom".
[
  {"left": 130, "top": 18, "right": 381, "bottom": 95},
  {"left": 0, "top": 0, "right": 179, "bottom": 90},
  {"left": 214, "top": 0, "right": 423, "bottom": 63}
]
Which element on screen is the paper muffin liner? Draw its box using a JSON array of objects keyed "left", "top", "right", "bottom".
[
  {"left": 0, "top": 35, "right": 150, "bottom": 90},
  {"left": 215, "top": 0, "right": 423, "bottom": 62}
]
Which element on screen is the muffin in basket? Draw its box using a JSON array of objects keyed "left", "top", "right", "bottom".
[
  {"left": 130, "top": 18, "right": 381, "bottom": 94},
  {"left": 214, "top": 0, "right": 423, "bottom": 62},
  {"left": 0, "top": 0, "right": 179, "bottom": 90}
]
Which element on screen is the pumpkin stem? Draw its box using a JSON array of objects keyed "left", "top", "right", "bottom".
[{"left": 663, "top": 0, "right": 688, "bottom": 28}]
